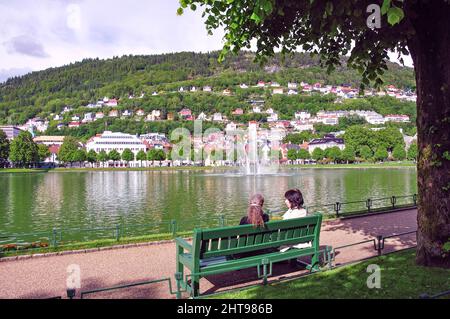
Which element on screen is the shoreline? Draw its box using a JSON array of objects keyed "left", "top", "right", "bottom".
[{"left": 0, "top": 162, "right": 416, "bottom": 173}]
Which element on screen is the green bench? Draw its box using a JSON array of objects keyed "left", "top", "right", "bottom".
[{"left": 175, "top": 213, "right": 329, "bottom": 297}]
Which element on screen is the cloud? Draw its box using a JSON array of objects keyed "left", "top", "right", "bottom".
[
  {"left": 0, "top": 67, "right": 32, "bottom": 83},
  {"left": 4, "top": 35, "right": 50, "bottom": 58}
]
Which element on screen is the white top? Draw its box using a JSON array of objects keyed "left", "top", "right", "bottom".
[
  {"left": 282, "top": 208, "right": 307, "bottom": 220},
  {"left": 280, "top": 208, "right": 311, "bottom": 252}
]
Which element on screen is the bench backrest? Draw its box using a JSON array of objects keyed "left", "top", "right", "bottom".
[{"left": 191, "top": 214, "right": 322, "bottom": 267}]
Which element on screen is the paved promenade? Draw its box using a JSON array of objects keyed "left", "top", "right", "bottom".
[{"left": 0, "top": 209, "right": 418, "bottom": 299}]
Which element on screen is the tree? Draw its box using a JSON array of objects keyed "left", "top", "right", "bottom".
[
  {"left": 0, "top": 130, "right": 10, "bottom": 168},
  {"left": 37, "top": 144, "right": 51, "bottom": 162},
  {"left": 73, "top": 149, "right": 87, "bottom": 167},
  {"left": 341, "top": 146, "right": 356, "bottom": 164},
  {"left": 408, "top": 142, "right": 418, "bottom": 161},
  {"left": 287, "top": 149, "right": 298, "bottom": 161},
  {"left": 136, "top": 150, "right": 147, "bottom": 166},
  {"left": 147, "top": 149, "right": 166, "bottom": 161},
  {"left": 87, "top": 150, "right": 98, "bottom": 164},
  {"left": 392, "top": 145, "right": 407, "bottom": 161},
  {"left": 97, "top": 150, "right": 109, "bottom": 165},
  {"left": 58, "top": 136, "right": 80, "bottom": 166},
  {"left": 9, "top": 131, "right": 38, "bottom": 168},
  {"left": 181, "top": 0, "right": 450, "bottom": 266},
  {"left": 374, "top": 148, "right": 389, "bottom": 162},
  {"left": 122, "top": 148, "right": 134, "bottom": 165},
  {"left": 297, "top": 149, "right": 311, "bottom": 162},
  {"left": 312, "top": 148, "right": 324, "bottom": 162},
  {"left": 359, "top": 145, "right": 374, "bottom": 162},
  {"left": 325, "top": 147, "right": 342, "bottom": 163},
  {"left": 108, "top": 150, "right": 121, "bottom": 162}
]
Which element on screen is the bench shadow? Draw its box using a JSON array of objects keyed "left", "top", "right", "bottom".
[{"left": 201, "top": 245, "right": 334, "bottom": 296}]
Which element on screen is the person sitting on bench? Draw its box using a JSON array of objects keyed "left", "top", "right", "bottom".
[
  {"left": 239, "top": 193, "right": 269, "bottom": 227},
  {"left": 283, "top": 189, "right": 307, "bottom": 220},
  {"left": 281, "top": 189, "right": 311, "bottom": 252}
]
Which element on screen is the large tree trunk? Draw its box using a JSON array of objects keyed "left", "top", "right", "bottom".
[{"left": 406, "top": 1, "right": 450, "bottom": 267}]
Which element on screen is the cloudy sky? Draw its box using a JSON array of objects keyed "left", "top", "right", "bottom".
[
  {"left": 0, "top": 0, "right": 226, "bottom": 82},
  {"left": 0, "top": 0, "right": 412, "bottom": 83}
]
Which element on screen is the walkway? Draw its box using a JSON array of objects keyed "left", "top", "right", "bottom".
[{"left": 0, "top": 209, "right": 418, "bottom": 299}]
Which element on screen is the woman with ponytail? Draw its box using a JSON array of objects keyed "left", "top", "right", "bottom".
[{"left": 239, "top": 193, "right": 269, "bottom": 227}]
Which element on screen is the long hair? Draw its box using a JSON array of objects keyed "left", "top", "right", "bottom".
[
  {"left": 285, "top": 189, "right": 304, "bottom": 209},
  {"left": 247, "top": 194, "right": 265, "bottom": 227}
]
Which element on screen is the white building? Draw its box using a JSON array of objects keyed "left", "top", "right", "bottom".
[
  {"left": 308, "top": 135, "right": 345, "bottom": 153},
  {"left": 83, "top": 113, "right": 94, "bottom": 123},
  {"left": 86, "top": 132, "right": 147, "bottom": 155},
  {"left": 295, "top": 111, "right": 311, "bottom": 121},
  {"left": 33, "top": 136, "right": 65, "bottom": 146},
  {"left": 385, "top": 114, "right": 411, "bottom": 123}
]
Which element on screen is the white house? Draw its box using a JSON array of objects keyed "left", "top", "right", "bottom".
[
  {"left": 295, "top": 111, "right": 311, "bottom": 121},
  {"left": 308, "top": 135, "right": 345, "bottom": 153},
  {"left": 213, "top": 113, "right": 223, "bottom": 122}
]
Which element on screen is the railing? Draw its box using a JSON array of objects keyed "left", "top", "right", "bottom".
[{"left": 0, "top": 193, "right": 417, "bottom": 256}]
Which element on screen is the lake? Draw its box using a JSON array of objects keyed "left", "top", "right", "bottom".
[{"left": 0, "top": 167, "right": 417, "bottom": 241}]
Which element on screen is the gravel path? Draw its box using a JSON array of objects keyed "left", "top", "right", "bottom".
[{"left": 0, "top": 209, "right": 417, "bottom": 299}]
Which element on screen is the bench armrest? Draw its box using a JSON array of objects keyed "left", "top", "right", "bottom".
[{"left": 175, "top": 237, "right": 192, "bottom": 253}]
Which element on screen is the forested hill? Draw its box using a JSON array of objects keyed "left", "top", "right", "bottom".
[{"left": 0, "top": 51, "right": 415, "bottom": 124}]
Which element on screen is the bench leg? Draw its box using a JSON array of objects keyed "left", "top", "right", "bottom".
[
  {"left": 176, "top": 245, "right": 185, "bottom": 299},
  {"left": 308, "top": 253, "right": 320, "bottom": 273},
  {"left": 192, "top": 275, "right": 200, "bottom": 297}
]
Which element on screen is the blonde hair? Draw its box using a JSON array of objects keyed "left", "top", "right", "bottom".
[{"left": 247, "top": 194, "right": 265, "bottom": 227}]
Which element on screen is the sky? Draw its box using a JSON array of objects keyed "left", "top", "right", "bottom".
[
  {"left": 0, "top": 0, "right": 412, "bottom": 83},
  {"left": 0, "top": 0, "right": 225, "bottom": 82}
]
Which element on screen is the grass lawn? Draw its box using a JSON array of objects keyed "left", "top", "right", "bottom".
[
  {"left": 210, "top": 249, "right": 449, "bottom": 299},
  {"left": 0, "top": 231, "right": 192, "bottom": 258}
]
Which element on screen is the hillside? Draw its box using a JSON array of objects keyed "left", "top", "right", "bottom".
[{"left": 0, "top": 51, "right": 416, "bottom": 126}]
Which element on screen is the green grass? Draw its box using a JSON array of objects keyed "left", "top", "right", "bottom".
[
  {"left": 210, "top": 249, "right": 449, "bottom": 299},
  {"left": 0, "top": 231, "right": 192, "bottom": 258},
  {"left": 0, "top": 162, "right": 416, "bottom": 174}
]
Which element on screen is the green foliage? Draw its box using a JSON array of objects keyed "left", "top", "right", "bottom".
[
  {"left": 287, "top": 149, "right": 298, "bottom": 161},
  {"left": 180, "top": 0, "right": 412, "bottom": 90},
  {"left": 374, "top": 148, "right": 389, "bottom": 162},
  {"left": 9, "top": 131, "right": 39, "bottom": 167},
  {"left": 37, "top": 144, "right": 51, "bottom": 162},
  {"left": 108, "top": 150, "right": 121, "bottom": 161},
  {"left": 297, "top": 149, "right": 310, "bottom": 160},
  {"left": 392, "top": 145, "right": 406, "bottom": 161},
  {"left": 283, "top": 131, "right": 314, "bottom": 145},
  {"left": 147, "top": 149, "right": 166, "bottom": 161},
  {"left": 136, "top": 150, "right": 147, "bottom": 162},
  {"left": 0, "top": 130, "right": 10, "bottom": 167},
  {"left": 74, "top": 149, "right": 87, "bottom": 163},
  {"left": 359, "top": 145, "right": 374, "bottom": 161},
  {"left": 122, "top": 149, "right": 135, "bottom": 162},
  {"left": 87, "top": 150, "right": 98, "bottom": 163},
  {"left": 324, "top": 147, "right": 342, "bottom": 162},
  {"left": 97, "top": 150, "right": 109, "bottom": 163},
  {"left": 341, "top": 146, "right": 356, "bottom": 163},
  {"left": 407, "top": 142, "right": 418, "bottom": 161},
  {"left": 58, "top": 136, "right": 80, "bottom": 164},
  {"left": 312, "top": 148, "right": 324, "bottom": 161}
]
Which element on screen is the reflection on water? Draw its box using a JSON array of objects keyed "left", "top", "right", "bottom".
[{"left": 0, "top": 168, "right": 417, "bottom": 236}]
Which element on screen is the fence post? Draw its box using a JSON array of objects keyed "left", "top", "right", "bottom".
[
  {"left": 376, "top": 235, "right": 383, "bottom": 256},
  {"left": 52, "top": 228, "right": 58, "bottom": 247},
  {"left": 334, "top": 202, "right": 341, "bottom": 217},
  {"left": 115, "top": 225, "right": 121, "bottom": 242},
  {"left": 366, "top": 199, "right": 372, "bottom": 213},
  {"left": 391, "top": 196, "right": 397, "bottom": 209},
  {"left": 218, "top": 215, "right": 225, "bottom": 227},
  {"left": 171, "top": 220, "right": 177, "bottom": 237}
]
